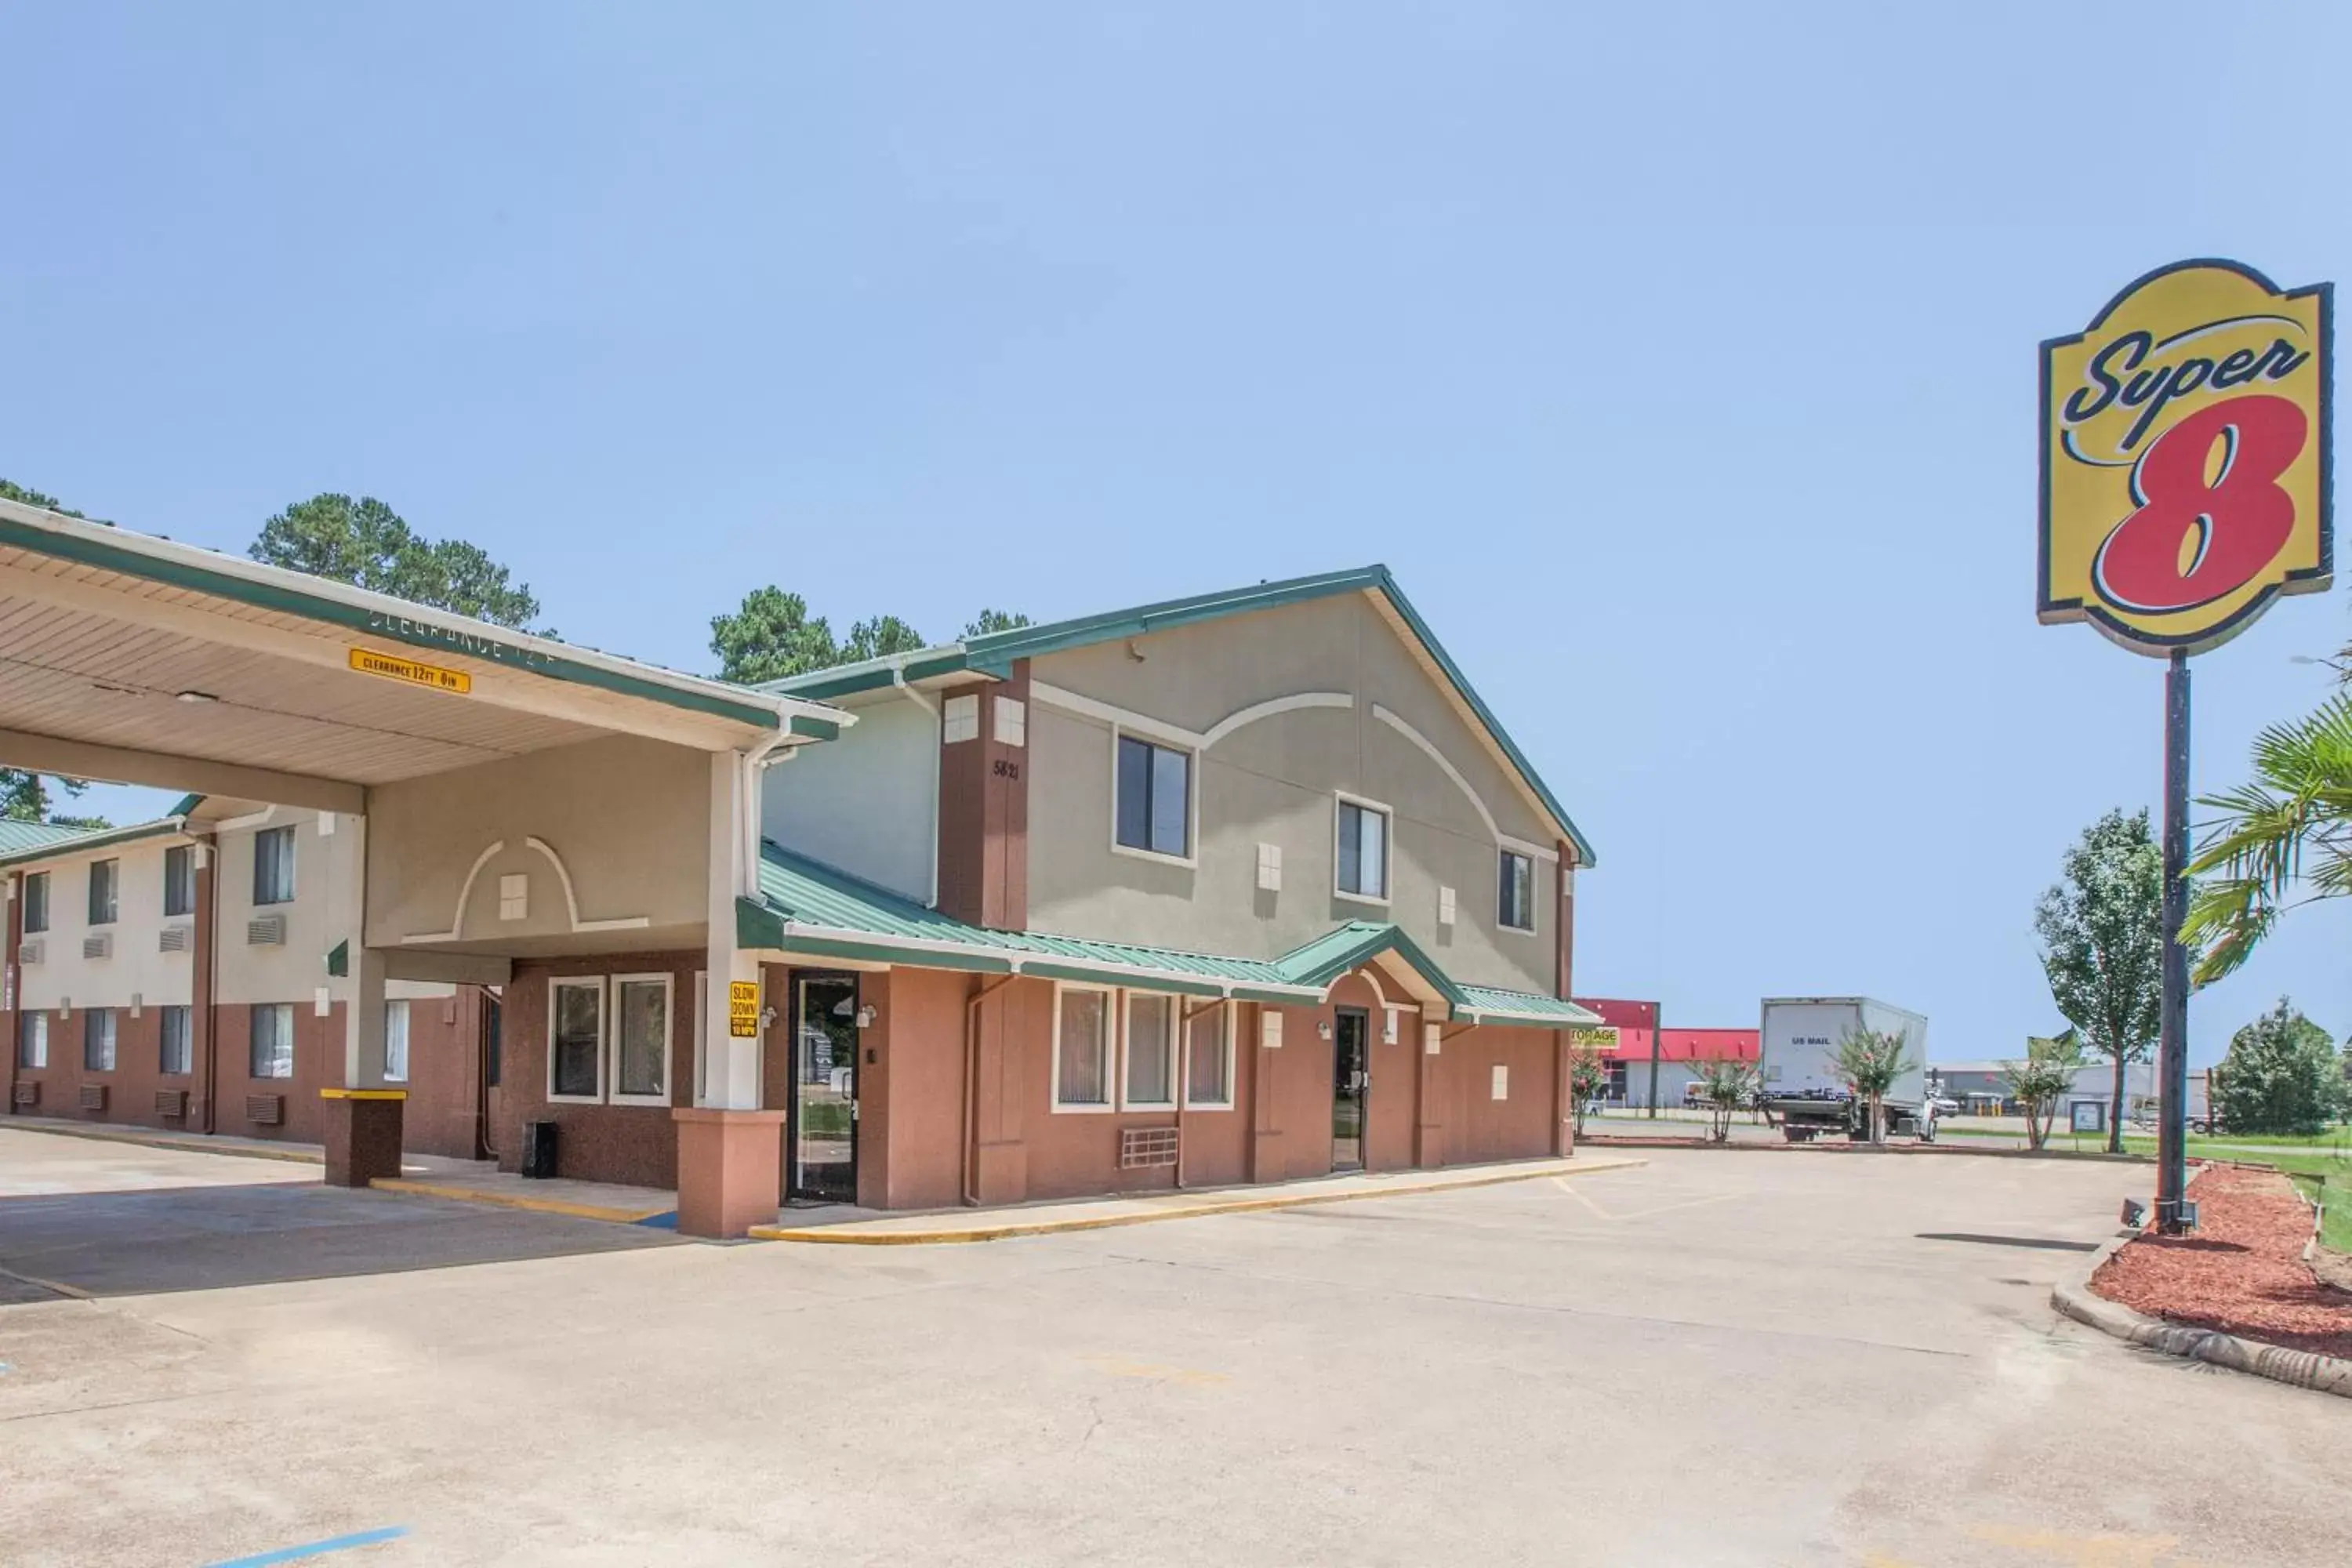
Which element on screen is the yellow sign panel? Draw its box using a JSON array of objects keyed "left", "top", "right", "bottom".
[
  {"left": 1568, "top": 1025, "right": 1619, "bottom": 1052},
  {"left": 728, "top": 981, "right": 760, "bottom": 1039},
  {"left": 2040, "top": 260, "right": 2332, "bottom": 655},
  {"left": 348, "top": 646, "right": 473, "bottom": 695}
]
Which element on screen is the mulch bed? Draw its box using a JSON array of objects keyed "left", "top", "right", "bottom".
[{"left": 2092, "top": 1163, "right": 2352, "bottom": 1360}]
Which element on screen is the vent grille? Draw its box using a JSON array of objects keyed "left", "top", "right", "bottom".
[
  {"left": 11, "top": 1081, "right": 38, "bottom": 1108},
  {"left": 159, "top": 924, "right": 192, "bottom": 953},
  {"left": 246, "top": 915, "right": 286, "bottom": 946},
  {"left": 82, "top": 932, "right": 113, "bottom": 960},
  {"left": 78, "top": 1083, "right": 107, "bottom": 1112},
  {"left": 1119, "top": 1126, "right": 1181, "bottom": 1170},
  {"left": 154, "top": 1088, "right": 189, "bottom": 1119},
  {"left": 245, "top": 1093, "right": 284, "bottom": 1126},
  {"left": 16, "top": 938, "right": 41, "bottom": 965}
]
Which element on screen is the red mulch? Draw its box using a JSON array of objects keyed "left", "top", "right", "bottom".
[{"left": 2092, "top": 1163, "right": 2352, "bottom": 1359}]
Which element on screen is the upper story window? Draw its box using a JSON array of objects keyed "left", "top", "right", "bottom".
[
  {"left": 163, "top": 845, "right": 195, "bottom": 918},
  {"left": 87, "top": 859, "right": 119, "bottom": 926},
  {"left": 1497, "top": 849, "right": 1536, "bottom": 933},
  {"left": 1334, "top": 795, "right": 1390, "bottom": 902},
  {"left": 253, "top": 826, "right": 296, "bottom": 906},
  {"left": 1114, "top": 735, "right": 1191, "bottom": 861},
  {"left": 21, "top": 870, "right": 49, "bottom": 934}
]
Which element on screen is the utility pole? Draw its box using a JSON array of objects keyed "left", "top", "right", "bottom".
[{"left": 1646, "top": 1001, "right": 1661, "bottom": 1120}]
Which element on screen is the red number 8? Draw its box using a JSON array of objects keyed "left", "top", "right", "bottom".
[{"left": 2093, "top": 394, "right": 2307, "bottom": 614}]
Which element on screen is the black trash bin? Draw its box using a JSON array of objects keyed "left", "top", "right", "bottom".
[{"left": 521, "top": 1120, "right": 559, "bottom": 1179}]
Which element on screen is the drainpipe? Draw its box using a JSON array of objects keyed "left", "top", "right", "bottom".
[
  {"left": 197, "top": 832, "right": 220, "bottom": 1135},
  {"left": 1178, "top": 994, "right": 1232, "bottom": 1191},
  {"left": 891, "top": 660, "right": 943, "bottom": 909},
  {"left": 962, "top": 971, "right": 1018, "bottom": 1206}
]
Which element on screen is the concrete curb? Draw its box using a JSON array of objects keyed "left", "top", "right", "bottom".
[
  {"left": 1577, "top": 1134, "right": 2153, "bottom": 1163},
  {"left": 2051, "top": 1233, "right": 2352, "bottom": 1400},
  {"left": 750, "top": 1154, "right": 1648, "bottom": 1245},
  {"left": 2, "top": 1117, "right": 325, "bottom": 1165},
  {"left": 368, "top": 1178, "right": 672, "bottom": 1226}
]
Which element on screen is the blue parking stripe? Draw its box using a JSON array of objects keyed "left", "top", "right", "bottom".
[{"left": 204, "top": 1525, "right": 409, "bottom": 1566}]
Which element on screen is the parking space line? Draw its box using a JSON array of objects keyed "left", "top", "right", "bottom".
[{"left": 203, "top": 1525, "right": 408, "bottom": 1567}]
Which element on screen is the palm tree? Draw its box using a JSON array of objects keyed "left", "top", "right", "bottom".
[
  {"left": 2184, "top": 691, "right": 2352, "bottom": 984},
  {"left": 1832, "top": 1025, "right": 1915, "bottom": 1145},
  {"left": 2001, "top": 1030, "right": 2084, "bottom": 1152}
]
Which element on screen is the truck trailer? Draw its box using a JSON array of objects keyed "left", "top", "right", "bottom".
[{"left": 1759, "top": 996, "right": 1933, "bottom": 1143}]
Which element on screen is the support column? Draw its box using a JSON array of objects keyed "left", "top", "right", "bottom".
[
  {"left": 323, "top": 812, "right": 403, "bottom": 1187},
  {"left": 675, "top": 749, "right": 784, "bottom": 1239}
]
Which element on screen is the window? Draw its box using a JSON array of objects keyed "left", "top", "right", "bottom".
[
  {"left": 1115, "top": 734, "right": 1191, "bottom": 859},
  {"left": 163, "top": 845, "right": 195, "bottom": 917},
  {"left": 249, "top": 1004, "right": 294, "bottom": 1079},
  {"left": 942, "top": 694, "right": 980, "bottom": 744},
  {"left": 21, "top": 870, "right": 49, "bottom": 934},
  {"left": 383, "top": 1000, "right": 410, "bottom": 1083},
  {"left": 1123, "top": 993, "right": 1177, "bottom": 1109},
  {"left": 549, "top": 978, "right": 604, "bottom": 1101},
  {"left": 160, "top": 1006, "right": 193, "bottom": 1075},
  {"left": 1185, "top": 1007, "right": 1232, "bottom": 1109},
  {"left": 1335, "top": 797, "right": 1389, "bottom": 901},
  {"left": 87, "top": 858, "right": 119, "bottom": 925},
  {"left": 612, "top": 975, "right": 672, "bottom": 1105},
  {"left": 1498, "top": 849, "right": 1536, "bottom": 932},
  {"left": 1052, "top": 985, "right": 1112, "bottom": 1110},
  {"left": 84, "top": 1007, "right": 117, "bottom": 1072},
  {"left": 16, "top": 1011, "right": 46, "bottom": 1069},
  {"left": 253, "top": 826, "right": 296, "bottom": 906}
]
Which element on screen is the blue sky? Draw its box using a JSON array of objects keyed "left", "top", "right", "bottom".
[{"left": 4, "top": 4, "right": 2346, "bottom": 1064}]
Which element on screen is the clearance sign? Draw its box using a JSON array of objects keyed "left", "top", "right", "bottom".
[{"left": 2039, "top": 259, "right": 2332, "bottom": 655}]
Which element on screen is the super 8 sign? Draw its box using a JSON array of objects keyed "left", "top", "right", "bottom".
[{"left": 2039, "top": 260, "right": 2332, "bottom": 655}]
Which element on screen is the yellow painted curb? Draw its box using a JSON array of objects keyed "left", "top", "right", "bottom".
[
  {"left": 750, "top": 1155, "right": 1646, "bottom": 1245},
  {"left": 368, "top": 1177, "right": 671, "bottom": 1226},
  {"left": 2, "top": 1120, "right": 324, "bottom": 1165}
]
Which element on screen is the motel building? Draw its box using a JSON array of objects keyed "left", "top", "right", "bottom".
[{"left": 0, "top": 495, "right": 1601, "bottom": 1236}]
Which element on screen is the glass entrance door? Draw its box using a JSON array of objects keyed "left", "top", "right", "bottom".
[
  {"left": 1332, "top": 1007, "right": 1370, "bottom": 1171},
  {"left": 791, "top": 975, "right": 859, "bottom": 1203}
]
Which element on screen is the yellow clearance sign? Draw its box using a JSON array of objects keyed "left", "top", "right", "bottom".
[
  {"left": 2039, "top": 260, "right": 2332, "bottom": 655},
  {"left": 348, "top": 646, "right": 473, "bottom": 694}
]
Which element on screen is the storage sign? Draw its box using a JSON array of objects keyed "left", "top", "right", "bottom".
[
  {"left": 1568, "top": 1025, "right": 1619, "bottom": 1053},
  {"left": 2038, "top": 260, "right": 2332, "bottom": 655},
  {"left": 348, "top": 646, "right": 473, "bottom": 695},
  {"left": 728, "top": 981, "right": 760, "bottom": 1039}
]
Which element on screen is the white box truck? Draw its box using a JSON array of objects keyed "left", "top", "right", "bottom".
[{"left": 1759, "top": 997, "right": 1933, "bottom": 1143}]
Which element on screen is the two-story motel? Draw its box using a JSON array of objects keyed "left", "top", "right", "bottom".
[{"left": 0, "top": 497, "right": 1599, "bottom": 1236}]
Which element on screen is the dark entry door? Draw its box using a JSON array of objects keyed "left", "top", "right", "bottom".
[
  {"left": 1332, "top": 1007, "right": 1370, "bottom": 1171},
  {"left": 790, "top": 975, "right": 859, "bottom": 1203}
]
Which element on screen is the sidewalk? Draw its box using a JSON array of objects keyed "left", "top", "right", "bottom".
[
  {"left": 3, "top": 1113, "right": 327, "bottom": 1165},
  {"left": 750, "top": 1153, "right": 1646, "bottom": 1244}
]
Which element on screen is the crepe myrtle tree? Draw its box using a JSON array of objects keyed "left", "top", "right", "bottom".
[
  {"left": 1689, "top": 1058, "right": 1762, "bottom": 1145},
  {"left": 2034, "top": 809, "right": 2170, "bottom": 1155},
  {"left": 1833, "top": 1025, "right": 1915, "bottom": 1145},
  {"left": 1566, "top": 1036, "right": 1610, "bottom": 1137},
  {"left": 2001, "top": 1030, "right": 2085, "bottom": 1152}
]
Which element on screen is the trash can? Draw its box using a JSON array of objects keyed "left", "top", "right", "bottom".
[{"left": 521, "top": 1120, "right": 559, "bottom": 1180}]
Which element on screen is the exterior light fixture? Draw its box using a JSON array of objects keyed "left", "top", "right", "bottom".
[{"left": 175, "top": 690, "right": 219, "bottom": 703}]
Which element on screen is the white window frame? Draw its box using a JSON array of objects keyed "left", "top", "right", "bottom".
[
  {"left": 691, "top": 967, "right": 709, "bottom": 1106},
  {"left": 249, "top": 1003, "right": 293, "bottom": 1080},
  {"left": 21, "top": 869, "right": 49, "bottom": 935},
  {"left": 18, "top": 1010, "right": 47, "bottom": 1069},
  {"left": 1182, "top": 1004, "right": 1235, "bottom": 1111},
  {"left": 1332, "top": 790, "right": 1393, "bottom": 906},
  {"left": 160, "top": 1004, "right": 193, "bottom": 1076},
  {"left": 546, "top": 976, "right": 608, "bottom": 1104},
  {"left": 85, "top": 1006, "right": 118, "bottom": 1072},
  {"left": 1050, "top": 981, "right": 1117, "bottom": 1113},
  {"left": 383, "top": 998, "right": 410, "bottom": 1083},
  {"left": 1120, "top": 990, "right": 1179, "bottom": 1110},
  {"left": 608, "top": 971, "right": 675, "bottom": 1108},
  {"left": 1109, "top": 726, "right": 1200, "bottom": 868},
  {"left": 252, "top": 824, "right": 297, "bottom": 906},
  {"left": 1497, "top": 848, "right": 1538, "bottom": 935}
]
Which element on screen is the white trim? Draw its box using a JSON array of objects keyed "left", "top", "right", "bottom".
[
  {"left": 1332, "top": 789, "right": 1393, "bottom": 906},
  {"left": 1200, "top": 691, "right": 1355, "bottom": 747},
  {"left": 691, "top": 968, "right": 709, "bottom": 1107},
  {"left": 1182, "top": 1004, "right": 1236, "bottom": 1110},
  {"left": 215, "top": 804, "right": 278, "bottom": 834},
  {"left": 405, "top": 837, "right": 652, "bottom": 944},
  {"left": 1370, "top": 703, "right": 1559, "bottom": 863},
  {"left": 1120, "top": 989, "right": 1179, "bottom": 1110},
  {"left": 546, "top": 975, "right": 607, "bottom": 1104},
  {"left": 1497, "top": 846, "right": 1539, "bottom": 936},
  {"left": 1050, "top": 981, "right": 1117, "bottom": 1112},
  {"left": 1033, "top": 681, "right": 1356, "bottom": 753},
  {"left": 607, "top": 971, "right": 675, "bottom": 1107},
  {"left": 405, "top": 840, "right": 505, "bottom": 945},
  {"left": 1109, "top": 725, "right": 1199, "bottom": 869}
]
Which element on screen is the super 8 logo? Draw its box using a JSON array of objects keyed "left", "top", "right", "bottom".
[{"left": 2039, "top": 260, "right": 2332, "bottom": 655}]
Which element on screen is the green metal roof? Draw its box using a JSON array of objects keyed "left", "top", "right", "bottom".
[
  {"left": 757, "top": 564, "right": 1595, "bottom": 866},
  {"left": 744, "top": 842, "right": 1592, "bottom": 1023},
  {"left": 0, "top": 815, "right": 188, "bottom": 868},
  {"left": 0, "top": 818, "right": 104, "bottom": 857}
]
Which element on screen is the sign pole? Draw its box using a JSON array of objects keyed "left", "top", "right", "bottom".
[{"left": 2156, "top": 649, "right": 2191, "bottom": 1234}]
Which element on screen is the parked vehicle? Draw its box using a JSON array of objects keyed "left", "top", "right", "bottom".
[{"left": 1759, "top": 997, "right": 1933, "bottom": 1143}]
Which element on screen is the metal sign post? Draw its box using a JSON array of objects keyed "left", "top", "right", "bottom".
[{"left": 2156, "top": 652, "right": 2191, "bottom": 1233}]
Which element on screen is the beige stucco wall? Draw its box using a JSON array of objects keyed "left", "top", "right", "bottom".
[
  {"left": 761, "top": 688, "right": 935, "bottom": 901},
  {"left": 1025, "top": 590, "right": 1564, "bottom": 995},
  {"left": 13, "top": 837, "right": 196, "bottom": 1014},
  {"left": 363, "top": 732, "right": 712, "bottom": 956},
  {"left": 215, "top": 808, "right": 358, "bottom": 1007}
]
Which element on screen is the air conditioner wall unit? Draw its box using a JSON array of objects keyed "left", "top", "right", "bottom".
[
  {"left": 82, "top": 931, "right": 112, "bottom": 960},
  {"left": 247, "top": 915, "right": 286, "bottom": 946}
]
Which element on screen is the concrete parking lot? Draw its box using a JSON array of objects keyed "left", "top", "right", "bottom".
[{"left": 2, "top": 1128, "right": 2343, "bottom": 1568}]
